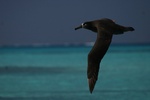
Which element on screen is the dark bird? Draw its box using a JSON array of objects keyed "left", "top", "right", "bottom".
[{"left": 75, "top": 18, "right": 134, "bottom": 93}]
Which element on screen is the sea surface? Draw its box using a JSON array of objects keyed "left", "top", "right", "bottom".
[{"left": 0, "top": 44, "right": 150, "bottom": 100}]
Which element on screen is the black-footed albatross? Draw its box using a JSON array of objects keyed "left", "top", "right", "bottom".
[{"left": 74, "top": 18, "right": 134, "bottom": 93}]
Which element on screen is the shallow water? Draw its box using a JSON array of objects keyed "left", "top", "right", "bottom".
[{"left": 0, "top": 45, "right": 150, "bottom": 100}]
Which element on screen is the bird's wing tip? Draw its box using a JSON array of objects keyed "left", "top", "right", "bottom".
[{"left": 88, "top": 78, "right": 97, "bottom": 94}]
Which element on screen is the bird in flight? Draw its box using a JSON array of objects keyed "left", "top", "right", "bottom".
[{"left": 75, "top": 18, "right": 134, "bottom": 93}]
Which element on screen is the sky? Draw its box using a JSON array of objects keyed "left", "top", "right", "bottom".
[{"left": 0, "top": 0, "right": 150, "bottom": 45}]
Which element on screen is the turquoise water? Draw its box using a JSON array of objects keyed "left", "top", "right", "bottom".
[{"left": 0, "top": 45, "right": 150, "bottom": 100}]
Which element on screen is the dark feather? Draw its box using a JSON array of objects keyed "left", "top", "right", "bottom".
[
  {"left": 75, "top": 18, "right": 135, "bottom": 93},
  {"left": 87, "top": 29, "right": 112, "bottom": 93}
]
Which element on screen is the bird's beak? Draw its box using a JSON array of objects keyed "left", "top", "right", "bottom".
[{"left": 75, "top": 25, "right": 82, "bottom": 30}]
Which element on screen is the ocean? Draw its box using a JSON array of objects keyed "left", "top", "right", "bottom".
[{"left": 0, "top": 44, "right": 150, "bottom": 100}]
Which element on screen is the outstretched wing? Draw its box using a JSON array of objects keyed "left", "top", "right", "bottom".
[{"left": 87, "top": 29, "right": 113, "bottom": 93}]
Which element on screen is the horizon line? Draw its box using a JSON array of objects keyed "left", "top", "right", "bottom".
[{"left": 0, "top": 42, "right": 150, "bottom": 48}]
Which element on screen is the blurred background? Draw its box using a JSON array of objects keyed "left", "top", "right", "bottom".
[
  {"left": 0, "top": 0, "right": 150, "bottom": 100},
  {"left": 0, "top": 0, "right": 150, "bottom": 45}
]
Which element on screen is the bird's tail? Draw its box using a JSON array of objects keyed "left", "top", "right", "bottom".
[{"left": 124, "top": 27, "right": 135, "bottom": 32}]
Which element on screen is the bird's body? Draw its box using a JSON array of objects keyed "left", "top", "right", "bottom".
[{"left": 75, "top": 18, "right": 134, "bottom": 93}]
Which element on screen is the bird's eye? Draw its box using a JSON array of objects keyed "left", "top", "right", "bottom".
[
  {"left": 81, "top": 23, "right": 84, "bottom": 26},
  {"left": 83, "top": 23, "right": 87, "bottom": 26},
  {"left": 81, "top": 23, "right": 88, "bottom": 28}
]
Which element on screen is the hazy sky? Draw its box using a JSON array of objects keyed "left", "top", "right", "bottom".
[{"left": 0, "top": 0, "right": 150, "bottom": 45}]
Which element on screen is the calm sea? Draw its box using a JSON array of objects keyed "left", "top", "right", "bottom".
[{"left": 0, "top": 44, "right": 150, "bottom": 100}]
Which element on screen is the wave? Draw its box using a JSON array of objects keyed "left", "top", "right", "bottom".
[
  {"left": 0, "top": 66, "right": 84, "bottom": 75},
  {"left": 108, "top": 48, "right": 150, "bottom": 53},
  {"left": 0, "top": 89, "right": 150, "bottom": 99}
]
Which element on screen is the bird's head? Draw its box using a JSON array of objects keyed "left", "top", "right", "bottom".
[
  {"left": 75, "top": 22, "right": 91, "bottom": 30},
  {"left": 75, "top": 22, "right": 97, "bottom": 32}
]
